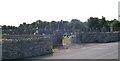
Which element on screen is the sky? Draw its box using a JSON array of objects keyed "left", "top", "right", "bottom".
[{"left": 0, "top": 0, "right": 119, "bottom": 27}]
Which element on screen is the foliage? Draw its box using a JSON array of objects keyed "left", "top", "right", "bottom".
[
  {"left": 2, "top": 16, "right": 120, "bottom": 35},
  {"left": 111, "top": 19, "right": 120, "bottom": 31}
]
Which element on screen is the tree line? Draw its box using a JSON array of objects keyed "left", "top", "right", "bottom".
[{"left": 2, "top": 16, "right": 120, "bottom": 35}]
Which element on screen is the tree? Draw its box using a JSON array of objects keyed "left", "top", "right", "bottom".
[
  {"left": 99, "top": 16, "right": 109, "bottom": 32},
  {"left": 83, "top": 22, "right": 89, "bottom": 31},
  {"left": 111, "top": 19, "right": 120, "bottom": 31},
  {"left": 88, "top": 17, "right": 99, "bottom": 31},
  {"left": 62, "top": 21, "right": 70, "bottom": 31},
  {"left": 50, "top": 21, "right": 59, "bottom": 30},
  {"left": 70, "top": 19, "right": 84, "bottom": 31}
]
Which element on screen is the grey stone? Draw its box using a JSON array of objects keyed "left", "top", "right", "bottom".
[{"left": 2, "top": 35, "right": 53, "bottom": 59}]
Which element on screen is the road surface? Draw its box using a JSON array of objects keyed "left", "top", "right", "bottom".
[{"left": 28, "top": 42, "right": 118, "bottom": 59}]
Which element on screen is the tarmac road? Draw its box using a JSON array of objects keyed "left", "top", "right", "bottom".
[{"left": 29, "top": 42, "right": 118, "bottom": 59}]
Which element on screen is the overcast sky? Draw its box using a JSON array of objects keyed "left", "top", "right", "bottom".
[{"left": 0, "top": 0, "right": 119, "bottom": 26}]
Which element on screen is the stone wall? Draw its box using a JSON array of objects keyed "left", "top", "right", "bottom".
[
  {"left": 52, "top": 34, "right": 63, "bottom": 47},
  {"left": 2, "top": 35, "right": 53, "bottom": 59},
  {"left": 51, "top": 30, "right": 64, "bottom": 47},
  {"left": 2, "top": 32, "right": 120, "bottom": 59},
  {"left": 76, "top": 32, "right": 120, "bottom": 43},
  {"left": 2, "top": 35, "right": 50, "bottom": 39}
]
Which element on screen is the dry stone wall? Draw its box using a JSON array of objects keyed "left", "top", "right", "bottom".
[
  {"left": 2, "top": 35, "right": 53, "bottom": 59},
  {"left": 76, "top": 32, "right": 120, "bottom": 43},
  {"left": 2, "top": 32, "right": 120, "bottom": 59}
]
